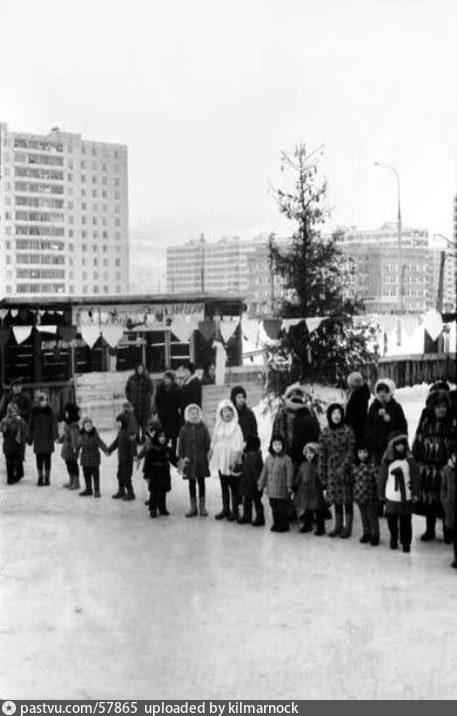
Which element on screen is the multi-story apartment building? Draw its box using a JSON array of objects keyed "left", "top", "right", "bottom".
[{"left": 0, "top": 123, "right": 128, "bottom": 297}]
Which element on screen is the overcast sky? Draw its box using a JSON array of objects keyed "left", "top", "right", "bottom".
[{"left": 1, "top": 0, "right": 456, "bottom": 254}]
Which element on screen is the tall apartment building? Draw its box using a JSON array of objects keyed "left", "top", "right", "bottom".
[
  {"left": 0, "top": 123, "right": 128, "bottom": 297},
  {"left": 167, "top": 235, "right": 263, "bottom": 295}
]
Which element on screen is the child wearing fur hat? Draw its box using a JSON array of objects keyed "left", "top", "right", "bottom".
[
  {"left": 238, "top": 434, "right": 264, "bottom": 526},
  {"left": 0, "top": 402, "right": 28, "bottom": 485},
  {"left": 294, "top": 442, "right": 326, "bottom": 536},
  {"left": 59, "top": 402, "right": 81, "bottom": 491},
  {"left": 379, "top": 433, "right": 420, "bottom": 553},
  {"left": 79, "top": 417, "right": 108, "bottom": 497},
  {"left": 210, "top": 399, "right": 245, "bottom": 521},
  {"left": 230, "top": 386, "right": 258, "bottom": 442},
  {"left": 107, "top": 410, "right": 138, "bottom": 501},
  {"left": 318, "top": 404, "right": 355, "bottom": 538},
  {"left": 258, "top": 435, "right": 294, "bottom": 532},
  {"left": 28, "top": 392, "right": 58, "bottom": 486},
  {"left": 138, "top": 428, "right": 172, "bottom": 517},
  {"left": 352, "top": 444, "right": 379, "bottom": 546},
  {"left": 177, "top": 404, "right": 211, "bottom": 517},
  {"left": 365, "top": 379, "right": 408, "bottom": 466},
  {"left": 440, "top": 449, "right": 457, "bottom": 569}
]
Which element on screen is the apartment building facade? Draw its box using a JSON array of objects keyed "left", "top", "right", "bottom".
[{"left": 0, "top": 123, "right": 128, "bottom": 297}]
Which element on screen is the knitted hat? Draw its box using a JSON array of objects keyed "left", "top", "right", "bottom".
[
  {"left": 230, "top": 385, "right": 247, "bottom": 403},
  {"left": 303, "top": 442, "right": 319, "bottom": 455}
]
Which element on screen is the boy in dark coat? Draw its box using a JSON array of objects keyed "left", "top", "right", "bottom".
[
  {"left": 0, "top": 379, "right": 32, "bottom": 422},
  {"left": 108, "top": 411, "right": 137, "bottom": 501},
  {"left": 345, "top": 372, "right": 371, "bottom": 447},
  {"left": 238, "top": 434, "right": 264, "bottom": 526},
  {"left": 352, "top": 444, "right": 379, "bottom": 546},
  {"left": 79, "top": 417, "right": 108, "bottom": 497},
  {"left": 153, "top": 370, "right": 182, "bottom": 463},
  {"left": 230, "top": 385, "right": 258, "bottom": 442},
  {"left": 138, "top": 429, "right": 172, "bottom": 517},
  {"left": 28, "top": 392, "right": 58, "bottom": 486}
]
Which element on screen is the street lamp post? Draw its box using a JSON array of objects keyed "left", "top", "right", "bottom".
[{"left": 374, "top": 162, "right": 404, "bottom": 312}]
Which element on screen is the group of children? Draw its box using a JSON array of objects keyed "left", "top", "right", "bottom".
[{"left": 2, "top": 381, "right": 457, "bottom": 570}]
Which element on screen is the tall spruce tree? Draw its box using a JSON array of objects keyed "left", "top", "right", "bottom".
[{"left": 268, "top": 144, "right": 379, "bottom": 388}]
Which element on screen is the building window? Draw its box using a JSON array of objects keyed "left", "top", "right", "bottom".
[{"left": 82, "top": 231, "right": 87, "bottom": 238}]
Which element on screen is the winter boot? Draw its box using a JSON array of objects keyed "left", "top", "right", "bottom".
[
  {"left": 122, "top": 487, "right": 136, "bottom": 502},
  {"left": 198, "top": 497, "right": 208, "bottom": 517},
  {"left": 93, "top": 473, "right": 100, "bottom": 498},
  {"left": 215, "top": 492, "right": 230, "bottom": 520},
  {"left": 185, "top": 497, "right": 198, "bottom": 517},
  {"left": 63, "top": 475, "right": 72, "bottom": 489},
  {"left": 421, "top": 515, "right": 436, "bottom": 542},
  {"left": 328, "top": 510, "right": 343, "bottom": 537},
  {"left": 237, "top": 498, "right": 252, "bottom": 524},
  {"left": 443, "top": 526, "right": 453, "bottom": 545},
  {"left": 79, "top": 481, "right": 93, "bottom": 496},
  {"left": 227, "top": 495, "right": 239, "bottom": 522},
  {"left": 299, "top": 511, "right": 313, "bottom": 533},
  {"left": 37, "top": 470, "right": 44, "bottom": 487},
  {"left": 44, "top": 470, "right": 51, "bottom": 486},
  {"left": 112, "top": 483, "right": 125, "bottom": 499},
  {"left": 340, "top": 512, "right": 353, "bottom": 539},
  {"left": 252, "top": 503, "right": 265, "bottom": 527},
  {"left": 158, "top": 492, "right": 169, "bottom": 515},
  {"left": 314, "top": 511, "right": 326, "bottom": 536},
  {"left": 360, "top": 534, "right": 371, "bottom": 544}
]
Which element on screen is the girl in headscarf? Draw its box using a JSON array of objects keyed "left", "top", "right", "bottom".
[{"left": 211, "top": 399, "right": 244, "bottom": 521}]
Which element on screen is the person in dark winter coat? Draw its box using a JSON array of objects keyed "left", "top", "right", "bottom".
[
  {"left": 125, "top": 364, "right": 153, "bottom": 442},
  {"left": 440, "top": 450, "right": 457, "bottom": 569},
  {"left": 258, "top": 435, "right": 294, "bottom": 533},
  {"left": 28, "top": 393, "right": 58, "bottom": 486},
  {"left": 272, "top": 384, "right": 320, "bottom": 469},
  {"left": 138, "top": 429, "right": 172, "bottom": 518},
  {"left": 345, "top": 372, "right": 371, "bottom": 447},
  {"left": 294, "top": 442, "right": 326, "bottom": 536},
  {"left": 0, "top": 402, "right": 27, "bottom": 484},
  {"left": 412, "top": 389, "right": 457, "bottom": 543},
  {"left": 318, "top": 404, "right": 355, "bottom": 539},
  {"left": 365, "top": 379, "right": 408, "bottom": 465},
  {"left": 177, "top": 403, "right": 211, "bottom": 517},
  {"left": 379, "top": 432, "right": 419, "bottom": 553},
  {"left": 238, "top": 434, "right": 264, "bottom": 526},
  {"left": 416, "top": 382, "right": 451, "bottom": 432},
  {"left": 0, "top": 379, "right": 32, "bottom": 422},
  {"left": 352, "top": 444, "right": 379, "bottom": 546},
  {"left": 153, "top": 370, "right": 182, "bottom": 463},
  {"left": 178, "top": 361, "right": 202, "bottom": 412},
  {"left": 230, "top": 386, "right": 258, "bottom": 442},
  {"left": 59, "top": 403, "right": 81, "bottom": 491},
  {"left": 107, "top": 412, "right": 137, "bottom": 501},
  {"left": 79, "top": 417, "right": 108, "bottom": 497}
]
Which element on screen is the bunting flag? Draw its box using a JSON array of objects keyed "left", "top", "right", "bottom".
[
  {"left": 101, "top": 325, "right": 125, "bottom": 348},
  {"left": 59, "top": 325, "right": 77, "bottom": 342},
  {"left": 12, "top": 326, "right": 33, "bottom": 344},
  {"left": 305, "top": 317, "right": 325, "bottom": 334},
  {"left": 170, "top": 320, "right": 198, "bottom": 344},
  {"left": 10, "top": 309, "right": 18, "bottom": 318},
  {"left": 241, "top": 319, "right": 259, "bottom": 345},
  {"left": 36, "top": 325, "right": 57, "bottom": 334},
  {"left": 422, "top": 310, "right": 443, "bottom": 343},
  {"left": 0, "top": 309, "right": 8, "bottom": 320},
  {"left": 80, "top": 325, "right": 102, "bottom": 348},
  {"left": 214, "top": 341, "right": 227, "bottom": 386},
  {"left": 198, "top": 321, "right": 216, "bottom": 343},
  {"left": 281, "top": 318, "right": 303, "bottom": 332},
  {"left": 262, "top": 319, "right": 282, "bottom": 340},
  {"left": 0, "top": 327, "right": 11, "bottom": 349},
  {"left": 220, "top": 321, "right": 239, "bottom": 344}
]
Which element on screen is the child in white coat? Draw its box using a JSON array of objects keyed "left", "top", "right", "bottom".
[{"left": 210, "top": 399, "right": 244, "bottom": 521}]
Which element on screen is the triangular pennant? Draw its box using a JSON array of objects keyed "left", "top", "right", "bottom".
[
  {"left": 262, "top": 319, "right": 282, "bottom": 340},
  {"left": 220, "top": 321, "right": 238, "bottom": 343},
  {"left": 282, "top": 318, "right": 303, "bottom": 332},
  {"left": 59, "top": 325, "right": 77, "bottom": 342},
  {"left": 80, "top": 325, "right": 102, "bottom": 348},
  {"left": 12, "top": 326, "right": 33, "bottom": 344},
  {"left": 0, "top": 327, "right": 11, "bottom": 349},
  {"left": 198, "top": 321, "right": 216, "bottom": 343},
  {"left": 101, "top": 325, "right": 124, "bottom": 348},
  {"left": 305, "top": 317, "right": 324, "bottom": 334},
  {"left": 422, "top": 311, "right": 443, "bottom": 342},
  {"left": 171, "top": 320, "right": 197, "bottom": 344},
  {"left": 0, "top": 309, "right": 8, "bottom": 320}
]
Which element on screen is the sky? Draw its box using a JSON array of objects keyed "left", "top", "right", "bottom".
[{"left": 1, "top": 0, "right": 456, "bottom": 286}]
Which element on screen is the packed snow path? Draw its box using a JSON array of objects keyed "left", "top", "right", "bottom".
[{"left": 1, "top": 384, "right": 456, "bottom": 699}]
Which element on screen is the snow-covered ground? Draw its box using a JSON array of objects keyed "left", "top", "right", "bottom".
[{"left": 1, "top": 382, "right": 456, "bottom": 700}]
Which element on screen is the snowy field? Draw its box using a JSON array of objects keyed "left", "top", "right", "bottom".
[{"left": 1, "top": 384, "right": 457, "bottom": 700}]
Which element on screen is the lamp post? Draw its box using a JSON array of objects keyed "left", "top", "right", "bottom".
[{"left": 374, "top": 162, "right": 403, "bottom": 312}]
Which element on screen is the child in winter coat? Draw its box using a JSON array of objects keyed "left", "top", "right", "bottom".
[
  {"left": 177, "top": 404, "right": 211, "bottom": 517},
  {"left": 79, "top": 417, "right": 108, "bottom": 497},
  {"left": 440, "top": 449, "right": 457, "bottom": 569},
  {"left": 258, "top": 435, "right": 294, "bottom": 533},
  {"left": 210, "top": 399, "right": 245, "bottom": 522},
  {"left": 294, "top": 442, "right": 326, "bottom": 536},
  {"left": 138, "top": 429, "right": 172, "bottom": 518},
  {"left": 0, "top": 402, "right": 27, "bottom": 484},
  {"left": 238, "top": 434, "right": 264, "bottom": 526},
  {"left": 28, "top": 392, "right": 58, "bottom": 486},
  {"left": 318, "top": 404, "right": 355, "bottom": 539},
  {"left": 379, "top": 432, "right": 420, "bottom": 553},
  {"left": 107, "top": 411, "right": 137, "bottom": 501},
  {"left": 352, "top": 444, "right": 379, "bottom": 546},
  {"left": 59, "top": 402, "right": 81, "bottom": 491}
]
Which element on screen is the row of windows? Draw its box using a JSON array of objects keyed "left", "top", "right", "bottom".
[
  {"left": 14, "top": 181, "right": 64, "bottom": 195},
  {"left": 15, "top": 254, "right": 65, "bottom": 265},
  {"left": 13, "top": 138, "right": 63, "bottom": 152},
  {"left": 15, "top": 283, "right": 66, "bottom": 294},
  {"left": 16, "top": 268, "right": 65, "bottom": 280},
  {"left": 15, "top": 226, "right": 65, "bottom": 237},
  {"left": 14, "top": 153, "right": 64, "bottom": 166},
  {"left": 15, "top": 211, "right": 64, "bottom": 223},
  {"left": 15, "top": 239, "right": 65, "bottom": 251},
  {"left": 14, "top": 167, "right": 64, "bottom": 180},
  {"left": 15, "top": 196, "right": 64, "bottom": 209}
]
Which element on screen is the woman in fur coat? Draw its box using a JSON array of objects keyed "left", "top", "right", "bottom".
[{"left": 318, "top": 404, "right": 355, "bottom": 538}]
